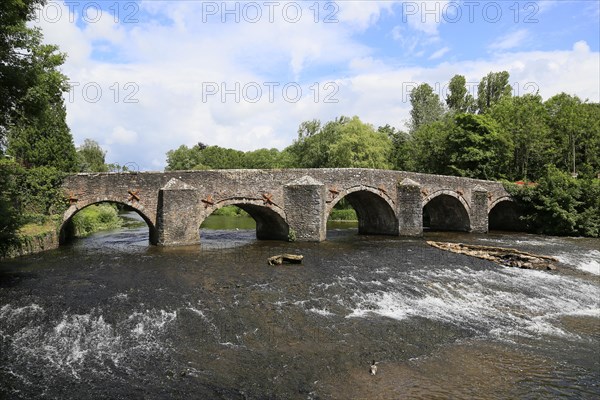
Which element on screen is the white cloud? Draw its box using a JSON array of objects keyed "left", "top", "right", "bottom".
[
  {"left": 489, "top": 29, "right": 529, "bottom": 50},
  {"left": 429, "top": 46, "right": 450, "bottom": 60}
]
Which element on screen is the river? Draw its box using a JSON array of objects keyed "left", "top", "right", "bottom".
[{"left": 1, "top": 214, "right": 598, "bottom": 399}]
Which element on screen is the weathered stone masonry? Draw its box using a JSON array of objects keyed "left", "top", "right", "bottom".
[{"left": 61, "top": 168, "right": 516, "bottom": 246}]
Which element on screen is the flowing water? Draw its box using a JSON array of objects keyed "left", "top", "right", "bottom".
[{"left": 1, "top": 214, "right": 598, "bottom": 399}]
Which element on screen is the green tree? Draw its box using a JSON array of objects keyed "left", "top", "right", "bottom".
[
  {"left": 477, "top": 71, "right": 512, "bottom": 114},
  {"left": 408, "top": 83, "right": 445, "bottom": 133},
  {"left": 446, "top": 113, "right": 513, "bottom": 179},
  {"left": 0, "top": 0, "right": 46, "bottom": 149},
  {"left": 244, "top": 148, "right": 282, "bottom": 169},
  {"left": 446, "top": 74, "right": 475, "bottom": 113},
  {"left": 379, "top": 124, "right": 410, "bottom": 170},
  {"left": 328, "top": 117, "right": 392, "bottom": 169},
  {"left": 508, "top": 165, "right": 599, "bottom": 237},
  {"left": 77, "top": 139, "right": 108, "bottom": 172},
  {"left": 545, "top": 93, "right": 599, "bottom": 176},
  {"left": 489, "top": 94, "right": 551, "bottom": 180},
  {"left": 165, "top": 145, "right": 202, "bottom": 171},
  {"left": 0, "top": 159, "right": 23, "bottom": 256},
  {"left": 406, "top": 116, "right": 454, "bottom": 175}
]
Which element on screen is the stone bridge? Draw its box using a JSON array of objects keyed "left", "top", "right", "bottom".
[{"left": 61, "top": 169, "right": 522, "bottom": 246}]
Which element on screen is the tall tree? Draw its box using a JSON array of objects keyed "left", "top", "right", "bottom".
[
  {"left": 446, "top": 74, "right": 475, "bottom": 113},
  {"left": 379, "top": 124, "right": 411, "bottom": 170},
  {"left": 328, "top": 117, "right": 392, "bottom": 169},
  {"left": 0, "top": 0, "right": 46, "bottom": 150},
  {"left": 408, "top": 83, "right": 445, "bottom": 133},
  {"left": 2, "top": 0, "right": 77, "bottom": 171},
  {"left": 477, "top": 71, "right": 512, "bottom": 114},
  {"left": 446, "top": 113, "right": 513, "bottom": 179},
  {"left": 77, "top": 139, "right": 108, "bottom": 172},
  {"left": 545, "top": 93, "right": 598, "bottom": 176},
  {"left": 489, "top": 94, "right": 551, "bottom": 180}
]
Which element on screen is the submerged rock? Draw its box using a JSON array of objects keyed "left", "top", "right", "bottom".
[
  {"left": 267, "top": 254, "right": 304, "bottom": 266},
  {"left": 426, "top": 241, "right": 558, "bottom": 271}
]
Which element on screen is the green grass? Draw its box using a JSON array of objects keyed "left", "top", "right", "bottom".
[
  {"left": 71, "top": 204, "right": 123, "bottom": 236},
  {"left": 328, "top": 209, "right": 357, "bottom": 221},
  {"left": 19, "top": 218, "right": 57, "bottom": 237}
]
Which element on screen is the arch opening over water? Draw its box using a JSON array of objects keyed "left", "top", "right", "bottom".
[
  {"left": 328, "top": 188, "right": 398, "bottom": 236},
  {"left": 489, "top": 199, "right": 528, "bottom": 232},
  {"left": 60, "top": 201, "right": 157, "bottom": 245},
  {"left": 423, "top": 193, "right": 470, "bottom": 232},
  {"left": 201, "top": 201, "right": 289, "bottom": 241}
]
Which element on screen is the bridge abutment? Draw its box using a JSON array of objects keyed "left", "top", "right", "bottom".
[
  {"left": 284, "top": 176, "right": 326, "bottom": 242},
  {"left": 397, "top": 178, "right": 423, "bottom": 236}
]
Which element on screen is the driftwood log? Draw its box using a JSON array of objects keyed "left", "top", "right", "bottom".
[
  {"left": 268, "top": 254, "right": 304, "bottom": 266},
  {"left": 426, "top": 241, "right": 558, "bottom": 271}
]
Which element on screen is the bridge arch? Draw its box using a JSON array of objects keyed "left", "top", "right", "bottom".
[
  {"left": 200, "top": 199, "right": 289, "bottom": 241},
  {"left": 61, "top": 199, "right": 158, "bottom": 245},
  {"left": 422, "top": 190, "right": 471, "bottom": 231},
  {"left": 327, "top": 186, "right": 399, "bottom": 235},
  {"left": 488, "top": 197, "right": 527, "bottom": 232}
]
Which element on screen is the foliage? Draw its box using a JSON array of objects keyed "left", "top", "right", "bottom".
[
  {"left": 408, "top": 83, "right": 445, "bottom": 133},
  {"left": 405, "top": 117, "right": 454, "bottom": 175},
  {"left": 286, "top": 116, "right": 392, "bottom": 169},
  {"left": 446, "top": 113, "right": 513, "bottom": 180},
  {"left": 211, "top": 205, "right": 249, "bottom": 217},
  {"left": 4, "top": 29, "right": 77, "bottom": 171},
  {"left": 17, "top": 165, "right": 67, "bottom": 215},
  {"left": 77, "top": 139, "right": 108, "bottom": 172},
  {"left": 489, "top": 94, "right": 551, "bottom": 181},
  {"left": 477, "top": 71, "right": 512, "bottom": 114},
  {"left": 446, "top": 74, "right": 475, "bottom": 113},
  {"left": 507, "top": 166, "right": 599, "bottom": 237},
  {"left": 329, "top": 209, "right": 358, "bottom": 221},
  {"left": 0, "top": 159, "right": 23, "bottom": 256},
  {"left": 0, "top": 0, "right": 47, "bottom": 149},
  {"left": 71, "top": 204, "right": 123, "bottom": 237}
]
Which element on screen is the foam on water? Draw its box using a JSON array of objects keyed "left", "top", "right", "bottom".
[
  {"left": 557, "top": 250, "right": 600, "bottom": 275},
  {"left": 338, "top": 266, "right": 599, "bottom": 340},
  {"left": 0, "top": 305, "right": 178, "bottom": 379}
]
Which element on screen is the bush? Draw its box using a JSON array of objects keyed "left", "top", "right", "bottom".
[
  {"left": 507, "top": 165, "right": 599, "bottom": 237},
  {"left": 329, "top": 209, "right": 358, "bottom": 221},
  {"left": 71, "top": 204, "right": 122, "bottom": 236}
]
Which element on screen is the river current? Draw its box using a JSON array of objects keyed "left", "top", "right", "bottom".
[{"left": 1, "top": 215, "right": 598, "bottom": 399}]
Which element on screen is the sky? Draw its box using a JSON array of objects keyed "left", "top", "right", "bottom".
[{"left": 33, "top": 0, "right": 600, "bottom": 171}]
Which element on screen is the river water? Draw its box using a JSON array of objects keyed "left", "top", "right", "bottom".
[{"left": 1, "top": 214, "right": 598, "bottom": 399}]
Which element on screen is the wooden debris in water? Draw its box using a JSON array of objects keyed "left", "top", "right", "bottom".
[
  {"left": 426, "top": 241, "right": 558, "bottom": 271},
  {"left": 268, "top": 254, "right": 304, "bottom": 266}
]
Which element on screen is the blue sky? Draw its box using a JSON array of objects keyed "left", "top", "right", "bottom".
[{"left": 34, "top": 1, "right": 600, "bottom": 170}]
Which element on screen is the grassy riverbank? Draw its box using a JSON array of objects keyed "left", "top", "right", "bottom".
[
  {"left": 328, "top": 209, "right": 357, "bottom": 221},
  {"left": 71, "top": 204, "right": 123, "bottom": 236}
]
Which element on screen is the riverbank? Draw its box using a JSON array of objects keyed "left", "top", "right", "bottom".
[
  {"left": 3, "top": 220, "right": 61, "bottom": 259},
  {"left": 2, "top": 204, "right": 128, "bottom": 259}
]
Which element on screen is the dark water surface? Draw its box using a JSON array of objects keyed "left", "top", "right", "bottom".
[{"left": 1, "top": 215, "right": 599, "bottom": 399}]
